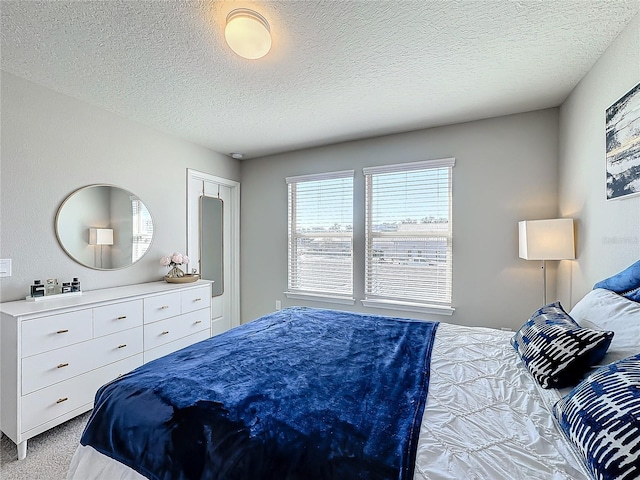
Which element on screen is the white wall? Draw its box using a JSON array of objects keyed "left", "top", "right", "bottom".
[
  {"left": 558, "top": 13, "right": 640, "bottom": 308},
  {"left": 0, "top": 71, "right": 240, "bottom": 302},
  {"left": 240, "top": 109, "right": 560, "bottom": 329}
]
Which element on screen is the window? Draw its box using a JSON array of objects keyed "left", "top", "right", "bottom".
[
  {"left": 363, "top": 159, "right": 454, "bottom": 313},
  {"left": 286, "top": 170, "right": 354, "bottom": 302},
  {"left": 131, "top": 197, "right": 153, "bottom": 263}
]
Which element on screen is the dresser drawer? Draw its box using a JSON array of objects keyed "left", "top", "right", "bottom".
[
  {"left": 143, "top": 292, "right": 181, "bottom": 324},
  {"left": 90, "top": 326, "right": 143, "bottom": 372},
  {"left": 181, "top": 286, "right": 211, "bottom": 314},
  {"left": 21, "top": 354, "right": 143, "bottom": 434},
  {"left": 143, "top": 315, "right": 191, "bottom": 351},
  {"left": 94, "top": 300, "right": 143, "bottom": 337},
  {"left": 21, "top": 310, "right": 92, "bottom": 358},
  {"left": 143, "top": 310, "right": 208, "bottom": 351},
  {"left": 181, "top": 309, "right": 210, "bottom": 333},
  {"left": 22, "top": 327, "right": 143, "bottom": 395},
  {"left": 144, "top": 329, "right": 210, "bottom": 364}
]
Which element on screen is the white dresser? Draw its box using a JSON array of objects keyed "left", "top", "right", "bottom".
[{"left": 0, "top": 280, "right": 212, "bottom": 459}]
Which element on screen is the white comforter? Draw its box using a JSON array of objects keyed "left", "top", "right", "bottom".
[{"left": 68, "top": 322, "right": 590, "bottom": 480}]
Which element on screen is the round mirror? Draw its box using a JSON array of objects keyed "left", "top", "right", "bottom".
[{"left": 56, "top": 185, "right": 154, "bottom": 270}]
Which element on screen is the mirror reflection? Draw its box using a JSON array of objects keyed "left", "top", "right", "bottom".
[
  {"left": 200, "top": 196, "right": 224, "bottom": 296},
  {"left": 56, "top": 185, "right": 154, "bottom": 270}
]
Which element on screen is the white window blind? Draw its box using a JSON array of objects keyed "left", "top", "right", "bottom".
[
  {"left": 287, "top": 170, "right": 354, "bottom": 299},
  {"left": 131, "top": 197, "right": 153, "bottom": 263},
  {"left": 364, "top": 159, "right": 454, "bottom": 307}
]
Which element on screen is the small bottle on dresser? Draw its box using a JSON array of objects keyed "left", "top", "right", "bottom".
[
  {"left": 30, "top": 280, "right": 45, "bottom": 297},
  {"left": 61, "top": 282, "right": 72, "bottom": 293},
  {"left": 45, "top": 278, "right": 57, "bottom": 296},
  {"left": 71, "top": 277, "right": 81, "bottom": 292}
]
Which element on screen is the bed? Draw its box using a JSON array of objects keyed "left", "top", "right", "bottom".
[{"left": 67, "top": 262, "right": 640, "bottom": 480}]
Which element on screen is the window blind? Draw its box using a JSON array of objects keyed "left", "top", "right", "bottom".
[
  {"left": 287, "top": 170, "right": 354, "bottom": 298},
  {"left": 131, "top": 197, "right": 153, "bottom": 263},
  {"left": 364, "top": 159, "right": 454, "bottom": 307}
]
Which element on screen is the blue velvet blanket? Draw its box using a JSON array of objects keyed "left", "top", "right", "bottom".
[{"left": 81, "top": 307, "right": 439, "bottom": 480}]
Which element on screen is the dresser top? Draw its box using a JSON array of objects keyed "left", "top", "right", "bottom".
[{"left": 0, "top": 280, "right": 212, "bottom": 318}]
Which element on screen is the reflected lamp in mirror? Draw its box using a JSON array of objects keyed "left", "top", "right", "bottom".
[
  {"left": 89, "top": 228, "right": 114, "bottom": 246},
  {"left": 519, "top": 218, "right": 575, "bottom": 305},
  {"left": 89, "top": 228, "right": 114, "bottom": 269}
]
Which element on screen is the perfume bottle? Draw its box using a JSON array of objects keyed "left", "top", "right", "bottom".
[
  {"left": 71, "top": 277, "right": 81, "bottom": 292},
  {"left": 61, "top": 282, "right": 72, "bottom": 293},
  {"left": 45, "top": 278, "right": 59, "bottom": 296},
  {"left": 30, "top": 280, "right": 45, "bottom": 297}
]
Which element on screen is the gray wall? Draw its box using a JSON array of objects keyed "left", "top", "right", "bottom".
[
  {"left": 0, "top": 71, "right": 240, "bottom": 301},
  {"left": 558, "top": 13, "right": 640, "bottom": 308},
  {"left": 240, "top": 109, "right": 560, "bottom": 330}
]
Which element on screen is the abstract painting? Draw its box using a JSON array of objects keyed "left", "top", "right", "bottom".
[{"left": 606, "top": 82, "right": 640, "bottom": 200}]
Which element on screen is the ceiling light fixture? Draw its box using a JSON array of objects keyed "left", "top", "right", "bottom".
[
  {"left": 230, "top": 153, "right": 244, "bottom": 159},
  {"left": 225, "top": 9, "right": 272, "bottom": 60}
]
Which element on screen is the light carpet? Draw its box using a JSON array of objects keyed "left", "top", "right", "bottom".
[{"left": 0, "top": 412, "right": 90, "bottom": 480}]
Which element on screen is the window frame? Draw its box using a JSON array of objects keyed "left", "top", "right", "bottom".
[
  {"left": 361, "top": 158, "right": 455, "bottom": 315},
  {"left": 285, "top": 170, "right": 355, "bottom": 304}
]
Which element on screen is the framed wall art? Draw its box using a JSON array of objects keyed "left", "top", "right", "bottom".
[{"left": 606, "top": 81, "right": 640, "bottom": 200}]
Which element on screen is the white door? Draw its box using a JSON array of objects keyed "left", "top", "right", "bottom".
[{"left": 187, "top": 170, "right": 240, "bottom": 335}]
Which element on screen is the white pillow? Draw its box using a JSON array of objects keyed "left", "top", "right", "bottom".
[{"left": 569, "top": 288, "right": 640, "bottom": 365}]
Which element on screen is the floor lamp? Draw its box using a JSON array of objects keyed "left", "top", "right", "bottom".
[
  {"left": 89, "top": 228, "right": 114, "bottom": 269},
  {"left": 519, "top": 218, "right": 575, "bottom": 305}
]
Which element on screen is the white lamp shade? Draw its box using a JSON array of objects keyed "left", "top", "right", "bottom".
[
  {"left": 89, "top": 228, "right": 114, "bottom": 246},
  {"left": 519, "top": 219, "right": 574, "bottom": 260},
  {"left": 225, "top": 9, "right": 271, "bottom": 60}
]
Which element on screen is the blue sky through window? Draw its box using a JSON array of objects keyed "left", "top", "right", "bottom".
[{"left": 294, "top": 169, "right": 449, "bottom": 231}]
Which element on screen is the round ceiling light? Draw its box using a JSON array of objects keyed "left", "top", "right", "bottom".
[{"left": 225, "top": 9, "right": 272, "bottom": 60}]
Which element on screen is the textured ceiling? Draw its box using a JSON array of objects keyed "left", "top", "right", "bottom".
[{"left": 2, "top": 1, "right": 639, "bottom": 159}]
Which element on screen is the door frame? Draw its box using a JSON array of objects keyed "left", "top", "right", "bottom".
[{"left": 186, "top": 169, "right": 240, "bottom": 328}]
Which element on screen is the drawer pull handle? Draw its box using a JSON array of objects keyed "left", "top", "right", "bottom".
[
  {"left": 161, "top": 330, "right": 170, "bottom": 335},
  {"left": 194, "top": 298, "right": 202, "bottom": 301},
  {"left": 56, "top": 329, "right": 69, "bottom": 334},
  {"left": 118, "top": 344, "right": 127, "bottom": 349},
  {"left": 117, "top": 316, "right": 127, "bottom": 320},
  {"left": 56, "top": 397, "right": 68, "bottom": 404},
  {"left": 160, "top": 305, "right": 169, "bottom": 310},
  {"left": 57, "top": 363, "right": 69, "bottom": 369},
  {"left": 194, "top": 320, "right": 202, "bottom": 324}
]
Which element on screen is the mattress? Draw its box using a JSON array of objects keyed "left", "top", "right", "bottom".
[{"left": 67, "top": 321, "right": 590, "bottom": 480}]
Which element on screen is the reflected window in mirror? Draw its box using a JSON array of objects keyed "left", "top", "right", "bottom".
[{"left": 131, "top": 196, "right": 153, "bottom": 263}]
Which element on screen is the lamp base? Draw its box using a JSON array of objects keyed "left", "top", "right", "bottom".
[{"left": 542, "top": 259, "right": 547, "bottom": 305}]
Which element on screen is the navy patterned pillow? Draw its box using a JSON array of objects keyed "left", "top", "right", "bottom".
[
  {"left": 511, "top": 302, "right": 613, "bottom": 388},
  {"left": 553, "top": 354, "right": 640, "bottom": 480}
]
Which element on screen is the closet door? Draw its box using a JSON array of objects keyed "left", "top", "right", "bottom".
[{"left": 187, "top": 170, "right": 240, "bottom": 335}]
